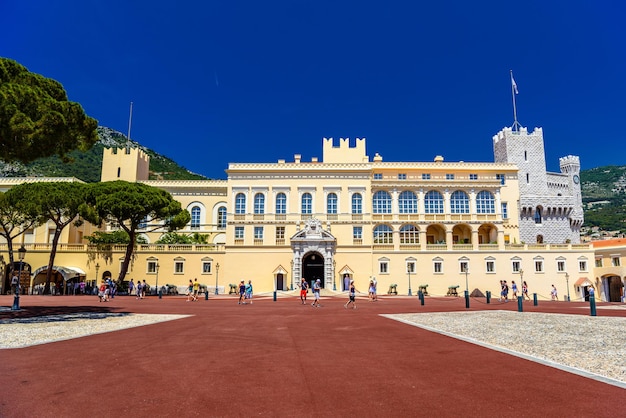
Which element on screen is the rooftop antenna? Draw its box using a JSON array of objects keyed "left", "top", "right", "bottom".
[
  {"left": 126, "top": 101, "right": 133, "bottom": 152},
  {"left": 510, "top": 70, "right": 521, "bottom": 132}
]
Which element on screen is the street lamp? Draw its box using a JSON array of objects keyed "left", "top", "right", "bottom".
[
  {"left": 155, "top": 263, "right": 160, "bottom": 296},
  {"left": 333, "top": 259, "right": 337, "bottom": 291},
  {"left": 407, "top": 263, "right": 413, "bottom": 296},
  {"left": 519, "top": 268, "right": 524, "bottom": 297},
  {"left": 290, "top": 259, "right": 294, "bottom": 291},
  {"left": 215, "top": 262, "right": 220, "bottom": 295},
  {"left": 464, "top": 265, "right": 469, "bottom": 294},
  {"left": 95, "top": 263, "right": 100, "bottom": 292},
  {"left": 12, "top": 245, "right": 26, "bottom": 311},
  {"left": 565, "top": 272, "right": 570, "bottom": 302}
]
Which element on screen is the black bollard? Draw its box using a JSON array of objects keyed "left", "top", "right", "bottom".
[
  {"left": 590, "top": 295, "right": 597, "bottom": 316},
  {"left": 158, "top": 289, "right": 162, "bottom": 299},
  {"left": 464, "top": 290, "right": 470, "bottom": 309},
  {"left": 517, "top": 296, "right": 523, "bottom": 312},
  {"left": 205, "top": 291, "right": 208, "bottom": 300},
  {"left": 273, "top": 291, "right": 277, "bottom": 302},
  {"left": 533, "top": 293, "right": 538, "bottom": 306},
  {"left": 486, "top": 290, "right": 491, "bottom": 304},
  {"left": 418, "top": 290, "right": 424, "bottom": 305}
]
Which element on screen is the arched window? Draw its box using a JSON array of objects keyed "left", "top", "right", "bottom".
[
  {"left": 398, "top": 191, "right": 418, "bottom": 214},
  {"left": 254, "top": 193, "right": 265, "bottom": 214},
  {"left": 373, "top": 224, "right": 394, "bottom": 244},
  {"left": 190, "top": 206, "right": 201, "bottom": 229},
  {"left": 351, "top": 193, "right": 362, "bottom": 214},
  {"left": 217, "top": 206, "right": 227, "bottom": 229},
  {"left": 450, "top": 191, "right": 469, "bottom": 214},
  {"left": 235, "top": 193, "right": 246, "bottom": 214},
  {"left": 373, "top": 191, "right": 392, "bottom": 214},
  {"left": 400, "top": 224, "right": 419, "bottom": 244},
  {"left": 327, "top": 193, "right": 337, "bottom": 214},
  {"left": 476, "top": 191, "right": 495, "bottom": 214},
  {"left": 275, "top": 193, "right": 286, "bottom": 214},
  {"left": 534, "top": 207, "right": 542, "bottom": 224},
  {"left": 424, "top": 191, "right": 444, "bottom": 214},
  {"left": 301, "top": 193, "right": 312, "bottom": 214}
]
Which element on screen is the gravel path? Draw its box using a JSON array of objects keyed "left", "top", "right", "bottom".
[
  {"left": 0, "top": 312, "right": 190, "bottom": 349},
  {"left": 385, "top": 310, "right": 626, "bottom": 387}
]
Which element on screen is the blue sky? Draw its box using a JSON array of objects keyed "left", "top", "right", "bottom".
[{"left": 2, "top": 1, "right": 624, "bottom": 179}]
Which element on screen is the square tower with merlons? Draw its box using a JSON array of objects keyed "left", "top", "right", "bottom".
[{"left": 493, "top": 126, "right": 583, "bottom": 244}]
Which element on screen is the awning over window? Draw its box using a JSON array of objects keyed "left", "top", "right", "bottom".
[{"left": 574, "top": 277, "right": 593, "bottom": 287}]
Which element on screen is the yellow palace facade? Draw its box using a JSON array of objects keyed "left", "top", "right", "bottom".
[{"left": 2, "top": 125, "right": 625, "bottom": 302}]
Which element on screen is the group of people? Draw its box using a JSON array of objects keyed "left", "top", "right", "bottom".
[
  {"left": 499, "top": 279, "right": 530, "bottom": 302},
  {"left": 98, "top": 277, "right": 118, "bottom": 302},
  {"left": 238, "top": 280, "right": 254, "bottom": 304},
  {"left": 187, "top": 278, "right": 200, "bottom": 301},
  {"left": 128, "top": 279, "right": 149, "bottom": 299},
  {"left": 298, "top": 277, "right": 323, "bottom": 307}
]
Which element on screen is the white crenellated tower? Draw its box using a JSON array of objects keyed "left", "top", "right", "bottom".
[{"left": 493, "top": 126, "right": 583, "bottom": 244}]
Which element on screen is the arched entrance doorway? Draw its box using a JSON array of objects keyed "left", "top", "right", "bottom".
[{"left": 302, "top": 252, "right": 324, "bottom": 289}]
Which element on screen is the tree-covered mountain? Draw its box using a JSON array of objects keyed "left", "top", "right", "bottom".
[
  {"left": 581, "top": 166, "right": 626, "bottom": 234},
  {"left": 0, "top": 126, "right": 208, "bottom": 182}
]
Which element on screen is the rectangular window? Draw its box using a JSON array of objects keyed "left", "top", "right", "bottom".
[
  {"left": 512, "top": 261, "right": 520, "bottom": 272},
  {"left": 147, "top": 261, "right": 158, "bottom": 273},
  {"left": 175, "top": 261, "right": 184, "bottom": 274},
  {"left": 433, "top": 261, "right": 442, "bottom": 273},
  {"left": 557, "top": 261, "right": 565, "bottom": 272},
  {"left": 504, "top": 234, "right": 510, "bottom": 244},
  {"left": 459, "top": 261, "right": 468, "bottom": 273},
  {"left": 486, "top": 261, "right": 495, "bottom": 273},
  {"left": 275, "top": 226, "right": 285, "bottom": 240},
  {"left": 202, "top": 261, "right": 212, "bottom": 274},
  {"left": 422, "top": 173, "right": 431, "bottom": 180},
  {"left": 535, "top": 260, "right": 544, "bottom": 272},
  {"left": 496, "top": 174, "right": 506, "bottom": 185},
  {"left": 612, "top": 257, "right": 621, "bottom": 267},
  {"left": 595, "top": 258, "right": 603, "bottom": 268},
  {"left": 254, "top": 226, "right": 264, "bottom": 239},
  {"left": 353, "top": 226, "right": 363, "bottom": 239},
  {"left": 234, "top": 226, "right": 244, "bottom": 239},
  {"left": 469, "top": 174, "right": 478, "bottom": 180},
  {"left": 406, "top": 261, "right": 416, "bottom": 274},
  {"left": 398, "top": 173, "right": 407, "bottom": 180},
  {"left": 374, "top": 173, "right": 382, "bottom": 180},
  {"left": 446, "top": 174, "right": 455, "bottom": 180},
  {"left": 501, "top": 203, "right": 508, "bottom": 219},
  {"left": 379, "top": 261, "right": 388, "bottom": 274},
  {"left": 579, "top": 261, "right": 587, "bottom": 272}
]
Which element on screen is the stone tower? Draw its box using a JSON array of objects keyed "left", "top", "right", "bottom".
[
  {"left": 493, "top": 126, "right": 583, "bottom": 244},
  {"left": 100, "top": 147, "right": 150, "bottom": 182}
]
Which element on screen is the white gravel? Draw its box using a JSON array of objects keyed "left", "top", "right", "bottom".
[
  {"left": 384, "top": 310, "right": 626, "bottom": 388},
  {"left": 0, "top": 312, "right": 190, "bottom": 349}
]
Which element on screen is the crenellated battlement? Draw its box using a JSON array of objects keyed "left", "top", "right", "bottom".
[
  {"left": 322, "top": 137, "right": 369, "bottom": 163},
  {"left": 101, "top": 146, "right": 150, "bottom": 182}
]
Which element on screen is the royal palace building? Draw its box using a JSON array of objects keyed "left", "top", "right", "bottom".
[{"left": 1, "top": 125, "right": 625, "bottom": 302}]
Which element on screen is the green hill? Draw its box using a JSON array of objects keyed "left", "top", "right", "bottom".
[{"left": 0, "top": 126, "right": 208, "bottom": 183}]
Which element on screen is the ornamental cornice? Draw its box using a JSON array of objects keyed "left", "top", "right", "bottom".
[
  {"left": 0, "top": 177, "right": 84, "bottom": 185},
  {"left": 140, "top": 180, "right": 228, "bottom": 188}
]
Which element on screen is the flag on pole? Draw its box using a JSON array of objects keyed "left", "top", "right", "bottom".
[{"left": 511, "top": 72, "right": 519, "bottom": 94}]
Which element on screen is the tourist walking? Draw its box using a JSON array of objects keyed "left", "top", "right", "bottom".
[
  {"left": 142, "top": 280, "right": 148, "bottom": 297},
  {"left": 186, "top": 280, "right": 194, "bottom": 302},
  {"left": 136, "top": 280, "right": 143, "bottom": 299},
  {"left": 299, "top": 277, "right": 309, "bottom": 305},
  {"left": 522, "top": 281, "right": 530, "bottom": 300},
  {"left": 245, "top": 280, "right": 253, "bottom": 304},
  {"left": 511, "top": 281, "right": 518, "bottom": 300},
  {"left": 368, "top": 279, "right": 375, "bottom": 301},
  {"left": 128, "top": 279, "right": 135, "bottom": 296},
  {"left": 311, "top": 279, "right": 322, "bottom": 307},
  {"left": 192, "top": 278, "right": 200, "bottom": 301},
  {"left": 551, "top": 284, "right": 558, "bottom": 301},
  {"left": 372, "top": 277, "right": 378, "bottom": 301},
  {"left": 344, "top": 280, "right": 358, "bottom": 309},
  {"left": 238, "top": 280, "right": 246, "bottom": 304}
]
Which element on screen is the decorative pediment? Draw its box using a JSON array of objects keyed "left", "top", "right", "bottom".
[
  {"left": 291, "top": 218, "right": 335, "bottom": 241},
  {"left": 338, "top": 265, "right": 354, "bottom": 276},
  {"left": 272, "top": 265, "right": 288, "bottom": 275}
]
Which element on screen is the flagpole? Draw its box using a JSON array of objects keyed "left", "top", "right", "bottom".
[
  {"left": 127, "top": 101, "right": 133, "bottom": 151},
  {"left": 510, "top": 70, "right": 520, "bottom": 132}
]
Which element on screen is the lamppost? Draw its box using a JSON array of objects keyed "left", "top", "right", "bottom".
[
  {"left": 407, "top": 264, "right": 413, "bottom": 296},
  {"left": 95, "top": 263, "right": 100, "bottom": 293},
  {"left": 565, "top": 272, "right": 570, "bottom": 302},
  {"left": 290, "top": 259, "right": 294, "bottom": 291},
  {"left": 519, "top": 268, "right": 524, "bottom": 296},
  {"left": 464, "top": 265, "right": 469, "bottom": 294},
  {"left": 333, "top": 259, "right": 337, "bottom": 291},
  {"left": 12, "top": 246, "right": 26, "bottom": 311},
  {"left": 215, "top": 262, "right": 220, "bottom": 295},
  {"left": 154, "top": 263, "right": 159, "bottom": 296}
]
